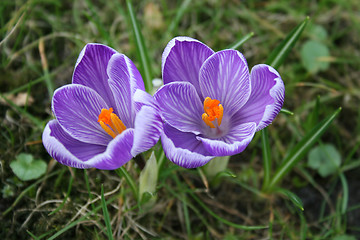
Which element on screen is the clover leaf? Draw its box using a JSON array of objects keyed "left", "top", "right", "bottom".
[
  {"left": 300, "top": 40, "right": 330, "bottom": 74},
  {"left": 332, "top": 235, "right": 357, "bottom": 240},
  {"left": 308, "top": 24, "right": 328, "bottom": 41},
  {"left": 307, "top": 144, "right": 341, "bottom": 177},
  {"left": 10, "top": 153, "right": 47, "bottom": 181}
]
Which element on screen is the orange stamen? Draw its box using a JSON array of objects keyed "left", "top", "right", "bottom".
[
  {"left": 202, "top": 97, "right": 223, "bottom": 128},
  {"left": 111, "top": 113, "right": 126, "bottom": 134},
  {"left": 98, "top": 108, "right": 114, "bottom": 125},
  {"left": 98, "top": 108, "right": 126, "bottom": 138},
  {"left": 99, "top": 121, "right": 117, "bottom": 138}
]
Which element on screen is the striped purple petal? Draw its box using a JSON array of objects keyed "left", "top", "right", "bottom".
[
  {"left": 162, "top": 36, "right": 214, "bottom": 95},
  {"left": 43, "top": 120, "right": 104, "bottom": 168},
  {"left": 161, "top": 124, "right": 214, "bottom": 168},
  {"left": 44, "top": 120, "right": 135, "bottom": 170},
  {"left": 52, "top": 84, "right": 112, "bottom": 146},
  {"left": 131, "top": 105, "right": 163, "bottom": 156},
  {"left": 86, "top": 128, "right": 134, "bottom": 170},
  {"left": 197, "top": 122, "right": 256, "bottom": 156},
  {"left": 44, "top": 43, "right": 163, "bottom": 170},
  {"left": 154, "top": 82, "right": 204, "bottom": 134},
  {"left": 232, "top": 64, "right": 285, "bottom": 131},
  {"left": 107, "top": 53, "right": 145, "bottom": 128},
  {"left": 199, "top": 50, "right": 251, "bottom": 117},
  {"left": 73, "top": 43, "right": 117, "bottom": 108}
]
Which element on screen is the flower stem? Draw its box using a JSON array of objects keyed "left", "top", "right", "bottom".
[
  {"left": 134, "top": 154, "right": 145, "bottom": 170},
  {"left": 203, "top": 156, "right": 230, "bottom": 181},
  {"left": 261, "top": 128, "right": 271, "bottom": 192},
  {"left": 115, "top": 167, "right": 139, "bottom": 201}
]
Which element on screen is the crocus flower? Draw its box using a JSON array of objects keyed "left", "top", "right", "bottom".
[
  {"left": 42, "top": 44, "right": 162, "bottom": 170},
  {"left": 154, "top": 37, "right": 285, "bottom": 168}
]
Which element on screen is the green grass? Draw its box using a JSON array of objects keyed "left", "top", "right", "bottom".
[{"left": 1, "top": 0, "right": 360, "bottom": 239}]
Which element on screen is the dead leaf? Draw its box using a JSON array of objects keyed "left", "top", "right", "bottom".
[
  {"left": 1, "top": 92, "right": 34, "bottom": 106},
  {"left": 144, "top": 3, "right": 164, "bottom": 31}
]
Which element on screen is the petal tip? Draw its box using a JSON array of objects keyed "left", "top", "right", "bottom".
[
  {"left": 161, "top": 36, "right": 214, "bottom": 75},
  {"left": 247, "top": 64, "right": 285, "bottom": 131}
]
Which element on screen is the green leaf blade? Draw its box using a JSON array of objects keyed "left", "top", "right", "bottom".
[
  {"left": 266, "top": 17, "right": 310, "bottom": 69},
  {"left": 261, "top": 128, "right": 272, "bottom": 191},
  {"left": 189, "top": 191, "right": 268, "bottom": 230},
  {"left": 267, "top": 107, "right": 341, "bottom": 191},
  {"left": 115, "top": 167, "right": 139, "bottom": 202},
  {"left": 126, "top": 0, "right": 153, "bottom": 93},
  {"left": 228, "top": 32, "right": 254, "bottom": 50},
  {"left": 139, "top": 152, "right": 158, "bottom": 204},
  {"left": 101, "top": 185, "right": 114, "bottom": 240},
  {"left": 339, "top": 172, "right": 349, "bottom": 215},
  {"left": 275, "top": 188, "right": 304, "bottom": 211}
]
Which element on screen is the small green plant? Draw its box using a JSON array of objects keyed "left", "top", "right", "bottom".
[
  {"left": 2, "top": 0, "right": 358, "bottom": 239},
  {"left": 10, "top": 153, "right": 47, "bottom": 181},
  {"left": 332, "top": 235, "right": 357, "bottom": 240},
  {"left": 300, "top": 24, "right": 330, "bottom": 74},
  {"left": 2, "top": 184, "right": 14, "bottom": 198},
  {"left": 307, "top": 143, "right": 341, "bottom": 177},
  {"left": 139, "top": 152, "right": 158, "bottom": 205}
]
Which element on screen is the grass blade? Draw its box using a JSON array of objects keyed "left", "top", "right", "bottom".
[
  {"left": 27, "top": 229, "right": 55, "bottom": 240},
  {"left": 2, "top": 170, "right": 61, "bottom": 216},
  {"left": 5, "top": 63, "right": 66, "bottom": 95},
  {"left": 115, "top": 167, "right": 139, "bottom": 202},
  {"left": 101, "top": 184, "right": 114, "bottom": 240},
  {"left": 339, "top": 172, "right": 349, "bottom": 214},
  {"left": 166, "top": 0, "right": 191, "bottom": 35},
  {"left": 260, "top": 18, "right": 309, "bottom": 193},
  {"left": 274, "top": 188, "right": 304, "bottom": 211},
  {"left": 0, "top": 93, "right": 43, "bottom": 129},
  {"left": 341, "top": 159, "right": 360, "bottom": 172},
  {"left": 267, "top": 107, "right": 342, "bottom": 191},
  {"left": 84, "top": 170, "right": 93, "bottom": 206},
  {"left": 261, "top": 128, "right": 272, "bottom": 191},
  {"left": 48, "top": 171, "right": 74, "bottom": 216},
  {"left": 182, "top": 193, "right": 192, "bottom": 239},
  {"left": 266, "top": 17, "right": 309, "bottom": 69},
  {"left": 39, "top": 37, "right": 54, "bottom": 99},
  {"left": 84, "top": 0, "right": 112, "bottom": 46},
  {"left": 188, "top": 191, "right": 267, "bottom": 230},
  {"left": 26, "top": 230, "right": 39, "bottom": 240},
  {"left": 280, "top": 108, "right": 294, "bottom": 115},
  {"left": 126, "top": 0, "right": 152, "bottom": 93},
  {"left": 299, "top": 211, "right": 307, "bottom": 240},
  {"left": 163, "top": 183, "right": 213, "bottom": 233},
  {"left": 170, "top": 173, "right": 267, "bottom": 230},
  {"left": 305, "top": 95, "right": 320, "bottom": 132},
  {"left": 228, "top": 32, "right": 254, "bottom": 50},
  {"left": 47, "top": 194, "right": 119, "bottom": 240}
]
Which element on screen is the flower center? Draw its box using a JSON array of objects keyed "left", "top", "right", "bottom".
[
  {"left": 98, "top": 108, "right": 126, "bottom": 138},
  {"left": 202, "top": 97, "right": 223, "bottom": 128}
]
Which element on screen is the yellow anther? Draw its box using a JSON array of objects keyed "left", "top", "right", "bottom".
[
  {"left": 99, "top": 121, "right": 117, "bottom": 138},
  {"left": 110, "top": 113, "right": 126, "bottom": 134},
  {"left": 202, "top": 113, "right": 215, "bottom": 128},
  {"left": 98, "top": 108, "right": 126, "bottom": 138},
  {"left": 202, "top": 97, "right": 223, "bottom": 128}
]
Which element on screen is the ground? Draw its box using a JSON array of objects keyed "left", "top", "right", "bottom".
[{"left": 1, "top": 0, "right": 360, "bottom": 239}]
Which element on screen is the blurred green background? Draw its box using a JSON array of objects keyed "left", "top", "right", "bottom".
[{"left": 1, "top": 0, "right": 359, "bottom": 239}]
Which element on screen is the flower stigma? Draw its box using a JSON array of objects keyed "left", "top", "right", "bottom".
[
  {"left": 98, "top": 108, "right": 126, "bottom": 138},
  {"left": 202, "top": 97, "right": 223, "bottom": 128}
]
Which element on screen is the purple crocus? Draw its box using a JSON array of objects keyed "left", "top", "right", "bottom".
[
  {"left": 154, "top": 37, "right": 285, "bottom": 168},
  {"left": 42, "top": 44, "right": 162, "bottom": 170}
]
